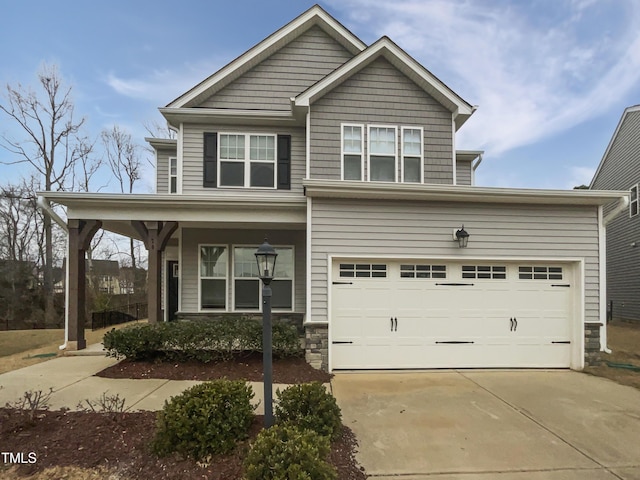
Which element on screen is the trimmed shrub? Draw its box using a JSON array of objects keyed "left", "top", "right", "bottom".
[
  {"left": 103, "top": 323, "right": 167, "bottom": 360},
  {"left": 102, "top": 317, "right": 302, "bottom": 362},
  {"left": 151, "top": 380, "right": 255, "bottom": 460},
  {"left": 244, "top": 424, "right": 337, "bottom": 480},
  {"left": 275, "top": 382, "right": 342, "bottom": 440}
]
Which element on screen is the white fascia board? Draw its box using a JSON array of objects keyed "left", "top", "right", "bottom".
[
  {"left": 589, "top": 105, "right": 640, "bottom": 188},
  {"left": 302, "top": 179, "right": 627, "bottom": 206},
  {"left": 145, "top": 137, "right": 177, "bottom": 150},
  {"left": 166, "top": 5, "right": 365, "bottom": 109},
  {"left": 294, "top": 38, "right": 474, "bottom": 122},
  {"left": 159, "top": 108, "right": 302, "bottom": 128}
]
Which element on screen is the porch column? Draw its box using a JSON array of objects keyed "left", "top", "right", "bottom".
[
  {"left": 67, "top": 219, "right": 102, "bottom": 350},
  {"left": 132, "top": 221, "right": 178, "bottom": 323}
]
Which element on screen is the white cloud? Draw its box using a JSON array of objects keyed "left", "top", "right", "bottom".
[{"left": 328, "top": 0, "right": 640, "bottom": 156}]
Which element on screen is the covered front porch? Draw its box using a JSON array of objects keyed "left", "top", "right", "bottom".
[{"left": 38, "top": 192, "right": 307, "bottom": 351}]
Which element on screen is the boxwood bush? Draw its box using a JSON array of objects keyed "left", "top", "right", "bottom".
[
  {"left": 275, "top": 382, "right": 342, "bottom": 440},
  {"left": 103, "top": 317, "right": 301, "bottom": 362},
  {"left": 151, "top": 380, "right": 255, "bottom": 460},
  {"left": 244, "top": 424, "right": 337, "bottom": 480}
]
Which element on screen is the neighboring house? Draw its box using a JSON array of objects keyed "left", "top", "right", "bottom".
[
  {"left": 590, "top": 105, "right": 640, "bottom": 322},
  {"left": 40, "top": 5, "right": 626, "bottom": 371},
  {"left": 60, "top": 259, "right": 121, "bottom": 295}
]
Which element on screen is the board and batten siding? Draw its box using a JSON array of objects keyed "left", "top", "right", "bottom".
[
  {"left": 309, "top": 57, "right": 454, "bottom": 184},
  {"left": 199, "top": 26, "right": 353, "bottom": 111},
  {"left": 591, "top": 109, "right": 640, "bottom": 321},
  {"left": 456, "top": 160, "right": 472, "bottom": 186},
  {"left": 155, "top": 146, "right": 176, "bottom": 194},
  {"left": 180, "top": 228, "right": 306, "bottom": 314},
  {"left": 309, "top": 198, "right": 600, "bottom": 323},
  {"left": 181, "top": 125, "right": 305, "bottom": 195}
]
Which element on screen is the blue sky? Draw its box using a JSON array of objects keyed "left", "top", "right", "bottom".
[{"left": 1, "top": 0, "right": 639, "bottom": 192}]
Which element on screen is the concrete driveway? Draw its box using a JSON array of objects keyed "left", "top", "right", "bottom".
[{"left": 331, "top": 370, "right": 640, "bottom": 479}]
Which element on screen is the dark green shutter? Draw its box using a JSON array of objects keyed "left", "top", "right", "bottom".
[
  {"left": 277, "top": 134, "right": 291, "bottom": 190},
  {"left": 203, "top": 133, "right": 217, "bottom": 188}
]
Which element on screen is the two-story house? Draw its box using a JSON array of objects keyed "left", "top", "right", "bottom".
[
  {"left": 41, "top": 5, "right": 626, "bottom": 372},
  {"left": 590, "top": 105, "right": 640, "bottom": 323}
]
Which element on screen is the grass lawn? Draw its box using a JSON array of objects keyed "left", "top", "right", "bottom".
[
  {"left": 0, "top": 321, "right": 144, "bottom": 375},
  {"left": 585, "top": 320, "right": 640, "bottom": 389}
]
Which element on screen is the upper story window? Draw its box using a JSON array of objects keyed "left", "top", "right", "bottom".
[
  {"left": 219, "top": 134, "right": 276, "bottom": 188},
  {"left": 631, "top": 184, "right": 638, "bottom": 217},
  {"left": 401, "top": 127, "right": 423, "bottom": 183},
  {"left": 203, "top": 132, "right": 291, "bottom": 190},
  {"left": 368, "top": 126, "right": 397, "bottom": 182},
  {"left": 169, "top": 157, "right": 177, "bottom": 193},
  {"left": 342, "top": 124, "right": 363, "bottom": 181}
]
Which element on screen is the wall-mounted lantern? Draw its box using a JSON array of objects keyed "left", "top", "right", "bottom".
[{"left": 454, "top": 225, "right": 469, "bottom": 248}]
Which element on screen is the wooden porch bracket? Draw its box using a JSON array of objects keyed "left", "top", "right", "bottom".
[
  {"left": 132, "top": 221, "right": 178, "bottom": 323},
  {"left": 67, "top": 219, "right": 102, "bottom": 350}
]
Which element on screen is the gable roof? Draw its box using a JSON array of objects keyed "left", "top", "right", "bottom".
[
  {"left": 167, "top": 5, "right": 365, "bottom": 109},
  {"left": 590, "top": 105, "right": 640, "bottom": 188},
  {"left": 293, "top": 36, "right": 476, "bottom": 130}
]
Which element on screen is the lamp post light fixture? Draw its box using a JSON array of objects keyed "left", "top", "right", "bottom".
[
  {"left": 255, "top": 238, "right": 278, "bottom": 428},
  {"left": 454, "top": 225, "right": 470, "bottom": 248}
]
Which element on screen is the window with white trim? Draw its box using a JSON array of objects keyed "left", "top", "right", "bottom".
[
  {"left": 462, "top": 265, "right": 507, "bottom": 279},
  {"left": 342, "top": 124, "right": 363, "bottom": 180},
  {"left": 631, "top": 185, "right": 638, "bottom": 217},
  {"left": 368, "top": 126, "right": 397, "bottom": 182},
  {"left": 233, "top": 246, "right": 293, "bottom": 310},
  {"left": 219, "top": 134, "right": 276, "bottom": 188},
  {"left": 200, "top": 246, "right": 227, "bottom": 309},
  {"left": 169, "top": 157, "right": 177, "bottom": 193},
  {"left": 401, "top": 127, "right": 423, "bottom": 183}
]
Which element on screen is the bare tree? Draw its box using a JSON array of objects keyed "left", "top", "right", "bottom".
[
  {"left": 101, "top": 125, "right": 142, "bottom": 269},
  {"left": 0, "top": 64, "right": 86, "bottom": 326},
  {"left": 143, "top": 119, "right": 176, "bottom": 140}
]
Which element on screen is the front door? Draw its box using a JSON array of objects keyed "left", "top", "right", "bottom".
[{"left": 167, "top": 261, "right": 179, "bottom": 321}]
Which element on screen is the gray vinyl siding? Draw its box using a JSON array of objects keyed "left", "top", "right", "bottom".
[
  {"left": 456, "top": 160, "right": 472, "bottom": 185},
  {"left": 180, "top": 228, "right": 306, "bottom": 314},
  {"left": 310, "top": 57, "right": 453, "bottom": 184},
  {"left": 309, "top": 198, "right": 600, "bottom": 323},
  {"left": 199, "top": 26, "right": 353, "bottom": 111},
  {"left": 155, "top": 146, "right": 176, "bottom": 194},
  {"left": 181, "top": 124, "right": 305, "bottom": 195},
  {"left": 591, "top": 110, "right": 640, "bottom": 321}
]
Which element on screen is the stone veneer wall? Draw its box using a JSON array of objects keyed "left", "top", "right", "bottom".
[
  {"left": 304, "top": 324, "right": 329, "bottom": 370},
  {"left": 584, "top": 322, "right": 602, "bottom": 366}
]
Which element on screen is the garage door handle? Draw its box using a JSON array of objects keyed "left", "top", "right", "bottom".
[
  {"left": 436, "top": 341, "right": 474, "bottom": 344},
  {"left": 510, "top": 318, "right": 514, "bottom": 331},
  {"left": 551, "top": 284, "right": 570, "bottom": 287},
  {"left": 551, "top": 341, "right": 571, "bottom": 344},
  {"left": 332, "top": 341, "right": 353, "bottom": 344},
  {"left": 513, "top": 317, "right": 517, "bottom": 331},
  {"left": 390, "top": 317, "right": 398, "bottom": 332},
  {"left": 394, "top": 317, "right": 398, "bottom": 331},
  {"left": 332, "top": 281, "right": 353, "bottom": 285}
]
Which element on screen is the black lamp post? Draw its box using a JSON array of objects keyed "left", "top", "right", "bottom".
[
  {"left": 255, "top": 238, "right": 278, "bottom": 428},
  {"left": 455, "top": 225, "right": 470, "bottom": 248}
]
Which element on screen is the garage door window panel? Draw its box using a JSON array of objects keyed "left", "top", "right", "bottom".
[
  {"left": 519, "top": 266, "right": 563, "bottom": 280},
  {"left": 400, "top": 264, "right": 446, "bottom": 279},
  {"left": 462, "top": 265, "right": 507, "bottom": 279},
  {"left": 339, "top": 263, "right": 387, "bottom": 278}
]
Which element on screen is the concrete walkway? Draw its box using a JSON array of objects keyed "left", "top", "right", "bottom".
[
  {"left": 0, "top": 345, "right": 293, "bottom": 414},
  {"left": 332, "top": 370, "right": 640, "bottom": 480}
]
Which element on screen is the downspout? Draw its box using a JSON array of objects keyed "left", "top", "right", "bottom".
[
  {"left": 600, "top": 195, "right": 630, "bottom": 354},
  {"left": 37, "top": 196, "right": 70, "bottom": 350}
]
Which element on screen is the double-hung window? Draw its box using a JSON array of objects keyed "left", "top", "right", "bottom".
[
  {"left": 368, "top": 126, "right": 397, "bottom": 182},
  {"left": 200, "top": 246, "right": 227, "bottom": 309},
  {"left": 233, "top": 246, "right": 294, "bottom": 310},
  {"left": 169, "top": 157, "right": 177, "bottom": 193},
  {"left": 219, "top": 134, "right": 276, "bottom": 188},
  {"left": 401, "top": 127, "right": 423, "bottom": 183},
  {"left": 342, "top": 124, "right": 363, "bottom": 180},
  {"left": 631, "top": 184, "right": 638, "bottom": 217}
]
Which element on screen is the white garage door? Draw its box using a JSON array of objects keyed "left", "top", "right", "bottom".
[{"left": 331, "top": 260, "right": 574, "bottom": 369}]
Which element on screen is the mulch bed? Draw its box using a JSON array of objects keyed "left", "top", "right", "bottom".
[
  {"left": 1, "top": 354, "right": 364, "bottom": 479},
  {"left": 1, "top": 409, "right": 365, "bottom": 479},
  {"left": 96, "top": 352, "right": 333, "bottom": 384}
]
